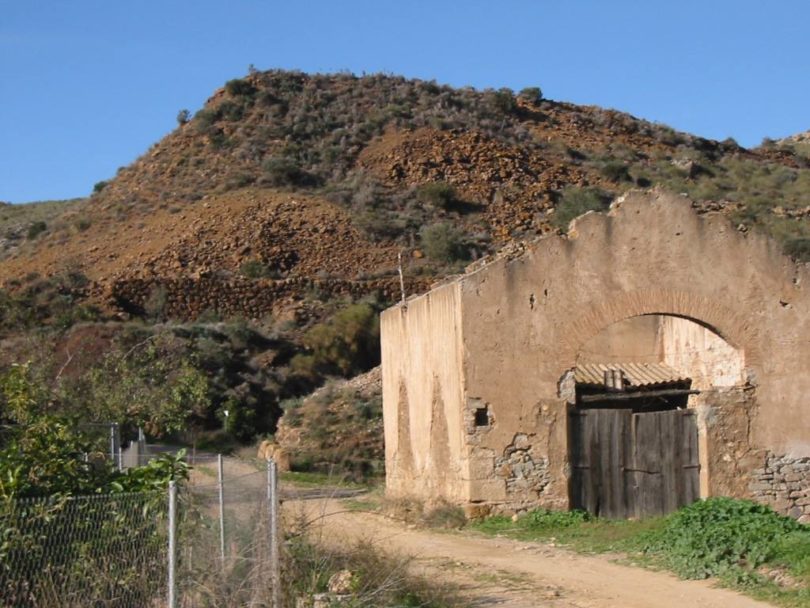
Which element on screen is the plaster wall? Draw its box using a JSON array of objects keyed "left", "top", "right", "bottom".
[
  {"left": 658, "top": 316, "right": 745, "bottom": 389},
  {"left": 380, "top": 281, "right": 468, "bottom": 502},
  {"left": 577, "top": 314, "right": 662, "bottom": 364},
  {"left": 383, "top": 190, "right": 810, "bottom": 512},
  {"left": 459, "top": 192, "right": 809, "bottom": 464}
]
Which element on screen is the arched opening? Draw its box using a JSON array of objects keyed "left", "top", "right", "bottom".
[{"left": 564, "top": 314, "right": 748, "bottom": 518}]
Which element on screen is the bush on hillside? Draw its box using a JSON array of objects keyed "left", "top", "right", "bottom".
[
  {"left": 784, "top": 237, "right": 810, "bottom": 262},
  {"left": 416, "top": 181, "right": 457, "bottom": 209},
  {"left": 301, "top": 302, "right": 380, "bottom": 378},
  {"left": 26, "top": 221, "right": 47, "bottom": 240},
  {"left": 261, "top": 156, "right": 319, "bottom": 188},
  {"left": 487, "top": 87, "right": 517, "bottom": 114},
  {"left": 224, "top": 78, "right": 257, "bottom": 98},
  {"left": 518, "top": 86, "right": 543, "bottom": 103},
  {"left": 600, "top": 160, "right": 632, "bottom": 183},
  {"left": 552, "top": 186, "right": 611, "bottom": 230},
  {"left": 240, "top": 259, "right": 270, "bottom": 279},
  {"left": 420, "top": 223, "right": 469, "bottom": 263}
]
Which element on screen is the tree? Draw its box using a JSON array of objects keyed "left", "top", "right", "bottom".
[
  {"left": 300, "top": 302, "right": 381, "bottom": 377},
  {"left": 0, "top": 362, "right": 49, "bottom": 425},
  {"left": 518, "top": 86, "right": 543, "bottom": 103},
  {"left": 63, "top": 334, "right": 211, "bottom": 437}
]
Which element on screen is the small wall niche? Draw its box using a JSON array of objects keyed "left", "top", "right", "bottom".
[{"left": 474, "top": 406, "right": 490, "bottom": 427}]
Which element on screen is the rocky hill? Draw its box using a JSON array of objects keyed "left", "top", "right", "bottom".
[
  {"left": 3, "top": 71, "right": 809, "bottom": 322},
  {"left": 1, "top": 70, "right": 808, "bottom": 457}
]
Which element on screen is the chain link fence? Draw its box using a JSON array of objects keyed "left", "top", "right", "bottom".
[
  {"left": 0, "top": 491, "right": 168, "bottom": 607},
  {"left": 178, "top": 460, "right": 279, "bottom": 607},
  {"left": 0, "top": 457, "right": 282, "bottom": 608}
]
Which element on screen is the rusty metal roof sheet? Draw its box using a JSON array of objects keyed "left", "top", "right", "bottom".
[{"left": 575, "top": 362, "right": 689, "bottom": 388}]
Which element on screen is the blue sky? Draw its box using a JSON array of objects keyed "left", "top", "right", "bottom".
[{"left": 1, "top": 1, "right": 808, "bottom": 203}]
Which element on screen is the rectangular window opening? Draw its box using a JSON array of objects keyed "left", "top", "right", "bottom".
[{"left": 474, "top": 406, "right": 490, "bottom": 427}]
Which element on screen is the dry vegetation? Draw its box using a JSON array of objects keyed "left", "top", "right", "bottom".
[{"left": 1, "top": 69, "right": 808, "bottom": 456}]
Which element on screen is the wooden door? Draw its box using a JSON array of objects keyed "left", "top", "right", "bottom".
[
  {"left": 569, "top": 408, "right": 699, "bottom": 519},
  {"left": 627, "top": 409, "right": 700, "bottom": 518}
]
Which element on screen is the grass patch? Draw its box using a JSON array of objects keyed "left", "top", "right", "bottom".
[
  {"left": 472, "top": 508, "right": 661, "bottom": 554},
  {"left": 280, "top": 470, "right": 370, "bottom": 489},
  {"left": 342, "top": 495, "right": 382, "bottom": 512},
  {"left": 472, "top": 498, "right": 810, "bottom": 607}
]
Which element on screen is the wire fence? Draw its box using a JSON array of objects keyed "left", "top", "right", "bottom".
[
  {"left": 0, "top": 457, "right": 282, "bottom": 608},
  {"left": 178, "top": 459, "right": 279, "bottom": 607},
  {"left": 0, "top": 491, "right": 168, "bottom": 607}
]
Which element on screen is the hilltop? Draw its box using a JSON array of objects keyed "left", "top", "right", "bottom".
[
  {"left": 1, "top": 70, "right": 808, "bottom": 452},
  {"left": 3, "top": 71, "right": 809, "bottom": 317}
]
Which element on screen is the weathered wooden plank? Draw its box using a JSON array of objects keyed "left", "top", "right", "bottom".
[
  {"left": 580, "top": 388, "right": 700, "bottom": 403},
  {"left": 681, "top": 410, "right": 700, "bottom": 505},
  {"left": 633, "top": 413, "right": 664, "bottom": 517},
  {"left": 587, "top": 410, "right": 602, "bottom": 516},
  {"left": 672, "top": 410, "right": 685, "bottom": 510},
  {"left": 659, "top": 410, "right": 678, "bottom": 515},
  {"left": 568, "top": 412, "right": 586, "bottom": 512},
  {"left": 598, "top": 411, "right": 614, "bottom": 517},
  {"left": 625, "top": 412, "right": 640, "bottom": 519},
  {"left": 609, "top": 410, "right": 631, "bottom": 518}
]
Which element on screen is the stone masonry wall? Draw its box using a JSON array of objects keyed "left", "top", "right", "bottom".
[
  {"left": 494, "top": 433, "right": 550, "bottom": 498},
  {"left": 749, "top": 454, "right": 810, "bottom": 524},
  {"left": 108, "top": 275, "right": 430, "bottom": 320}
]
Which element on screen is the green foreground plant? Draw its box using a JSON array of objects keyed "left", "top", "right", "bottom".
[{"left": 471, "top": 498, "right": 810, "bottom": 607}]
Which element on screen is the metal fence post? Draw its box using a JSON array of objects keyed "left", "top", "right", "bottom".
[
  {"left": 109, "top": 423, "right": 116, "bottom": 466},
  {"left": 217, "top": 454, "right": 226, "bottom": 565},
  {"left": 168, "top": 480, "right": 177, "bottom": 608},
  {"left": 267, "top": 459, "right": 280, "bottom": 608}
]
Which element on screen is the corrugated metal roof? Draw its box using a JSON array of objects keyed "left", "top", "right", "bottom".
[{"left": 575, "top": 362, "right": 689, "bottom": 388}]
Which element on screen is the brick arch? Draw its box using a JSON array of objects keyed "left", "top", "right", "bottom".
[{"left": 561, "top": 288, "right": 758, "bottom": 366}]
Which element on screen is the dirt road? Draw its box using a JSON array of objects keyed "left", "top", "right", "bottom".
[{"left": 293, "top": 497, "right": 774, "bottom": 608}]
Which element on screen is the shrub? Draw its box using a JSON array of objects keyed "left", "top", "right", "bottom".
[
  {"left": 26, "top": 221, "right": 47, "bottom": 240},
  {"left": 240, "top": 259, "right": 269, "bottom": 278},
  {"left": 642, "top": 497, "right": 808, "bottom": 580},
  {"left": 220, "top": 396, "right": 258, "bottom": 442},
  {"left": 518, "top": 86, "right": 543, "bottom": 103},
  {"left": 420, "top": 223, "right": 468, "bottom": 262},
  {"left": 600, "top": 160, "right": 632, "bottom": 182},
  {"left": 302, "top": 302, "right": 380, "bottom": 377},
  {"left": 784, "top": 237, "right": 810, "bottom": 262},
  {"left": 522, "top": 508, "right": 590, "bottom": 530},
  {"left": 224, "top": 172, "right": 256, "bottom": 190},
  {"left": 93, "top": 180, "right": 108, "bottom": 194},
  {"left": 218, "top": 100, "right": 245, "bottom": 122},
  {"left": 416, "top": 181, "right": 456, "bottom": 209},
  {"left": 194, "top": 107, "right": 219, "bottom": 129},
  {"left": 224, "top": 78, "right": 257, "bottom": 98},
  {"left": 423, "top": 502, "right": 467, "bottom": 529},
  {"left": 487, "top": 87, "right": 517, "bottom": 114},
  {"left": 552, "top": 186, "right": 611, "bottom": 230},
  {"left": 261, "top": 156, "right": 318, "bottom": 188},
  {"left": 176, "top": 109, "right": 190, "bottom": 125},
  {"left": 285, "top": 536, "right": 459, "bottom": 607}
]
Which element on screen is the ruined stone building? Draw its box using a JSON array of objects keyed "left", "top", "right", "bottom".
[{"left": 381, "top": 191, "right": 810, "bottom": 520}]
